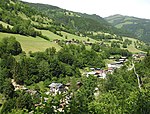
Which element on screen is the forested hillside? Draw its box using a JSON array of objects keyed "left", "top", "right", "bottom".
[
  {"left": 25, "top": 2, "right": 134, "bottom": 38},
  {"left": 105, "top": 14, "right": 150, "bottom": 43},
  {"left": 0, "top": 0, "right": 150, "bottom": 114}
]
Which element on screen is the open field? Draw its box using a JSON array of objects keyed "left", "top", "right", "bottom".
[
  {"left": 122, "top": 37, "right": 144, "bottom": 53},
  {"left": 0, "top": 30, "right": 144, "bottom": 54},
  {"left": 0, "top": 32, "right": 61, "bottom": 53},
  {"left": 61, "top": 31, "right": 97, "bottom": 43},
  {"left": 37, "top": 29, "right": 98, "bottom": 43},
  {"left": 18, "top": 12, "right": 29, "bottom": 20},
  {"left": 38, "top": 29, "right": 64, "bottom": 41},
  {"left": 116, "top": 21, "right": 133, "bottom": 28}
]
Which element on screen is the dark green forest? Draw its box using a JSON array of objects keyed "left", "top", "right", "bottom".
[{"left": 25, "top": 2, "right": 134, "bottom": 38}]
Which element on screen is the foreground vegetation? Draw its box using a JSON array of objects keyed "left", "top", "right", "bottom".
[{"left": 0, "top": 36, "right": 149, "bottom": 114}]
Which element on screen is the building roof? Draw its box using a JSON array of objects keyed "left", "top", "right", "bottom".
[{"left": 49, "top": 83, "right": 63, "bottom": 88}]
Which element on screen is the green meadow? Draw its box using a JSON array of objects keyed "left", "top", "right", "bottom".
[{"left": 0, "top": 32, "right": 61, "bottom": 53}]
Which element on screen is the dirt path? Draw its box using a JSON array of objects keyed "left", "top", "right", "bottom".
[{"left": 132, "top": 60, "right": 142, "bottom": 90}]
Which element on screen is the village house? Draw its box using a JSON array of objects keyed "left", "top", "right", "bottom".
[
  {"left": 107, "top": 61, "right": 124, "bottom": 74},
  {"left": 107, "top": 67, "right": 115, "bottom": 74},
  {"left": 49, "top": 83, "right": 66, "bottom": 95},
  {"left": 90, "top": 68, "right": 95, "bottom": 71},
  {"left": 53, "top": 39, "right": 60, "bottom": 43},
  {"left": 95, "top": 70, "right": 107, "bottom": 79},
  {"left": 107, "top": 63, "right": 122, "bottom": 69},
  {"left": 133, "top": 52, "right": 146, "bottom": 59},
  {"left": 86, "top": 68, "right": 107, "bottom": 79}
]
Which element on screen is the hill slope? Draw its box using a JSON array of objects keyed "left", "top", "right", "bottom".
[
  {"left": 105, "top": 14, "right": 150, "bottom": 43},
  {"left": 25, "top": 2, "right": 133, "bottom": 37},
  {"left": 0, "top": 0, "right": 147, "bottom": 54}
]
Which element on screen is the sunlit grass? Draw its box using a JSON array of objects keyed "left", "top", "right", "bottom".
[
  {"left": 0, "top": 32, "right": 61, "bottom": 53},
  {"left": 0, "top": 21, "right": 13, "bottom": 28},
  {"left": 123, "top": 37, "right": 144, "bottom": 53}
]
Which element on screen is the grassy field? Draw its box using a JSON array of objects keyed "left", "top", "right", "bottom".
[
  {"left": 18, "top": 12, "right": 29, "bottom": 20},
  {"left": 0, "top": 21, "right": 13, "bottom": 28},
  {"left": 122, "top": 37, "right": 144, "bottom": 53},
  {"left": 38, "top": 29, "right": 64, "bottom": 41},
  {"left": 0, "top": 32, "right": 61, "bottom": 53},
  {"left": 61, "top": 31, "right": 97, "bottom": 43},
  {"left": 37, "top": 29, "right": 98, "bottom": 43},
  {"left": 116, "top": 21, "right": 133, "bottom": 28},
  {"left": 0, "top": 29, "right": 144, "bottom": 54}
]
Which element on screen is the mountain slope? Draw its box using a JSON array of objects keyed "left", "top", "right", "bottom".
[
  {"left": 0, "top": 0, "right": 147, "bottom": 54},
  {"left": 25, "top": 2, "right": 133, "bottom": 37},
  {"left": 105, "top": 14, "right": 150, "bottom": 43}
]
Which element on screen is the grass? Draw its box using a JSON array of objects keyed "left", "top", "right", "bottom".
[
  {"left": 0, "top": 7, "right": 2, "bottom": 11},
  {"left": 0, "top": 32, "right": 61, "bottom": 53},
  {"left": 37, "top": 29, "right": 98, "bottom": 43},
  {"left": 116, "top": 21, "right": 133, "bottom": 28},
  {"left": 37, "top": 29, "right": 64, "bottom": 41},
  {"left": 0, "top": 21, "right": 13, "bottom": 28},
  {"left": 61, "top": 31, "right": 97, "bottom": 43},
  {"left": 85, "top": 45, "right": 91, "bottom": 50},
  {"left": 122, "top": 37, "right": 144, "bottom": 53},
  {"left": 18, "top": 12, "right": 29, "bottom": 20}
]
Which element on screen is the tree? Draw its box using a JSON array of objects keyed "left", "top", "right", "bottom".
[
  {"left": 88, "top": 92, "right": 121, "bottom": 114},
  {"left": 45, "top": 47, "right": 56, "bottom": 57},
  {"left": 2, "top": 78, "right": 15, "bottom": 98},
  {"left": 67, "top": 76, "right": 97, "bottom": 113},
  {"left": 38, "top": 60, "right": 50, "bottom": 81},
  {"left": 1, "top": 98, "right": 16, "bottom": 114},
  {"left": 16, "top": 92, "right": 33, "bottom": 111},
  {"left": 58, "top": 48, "right": 74, "bottom": 65},
  {"left": 1, "top": 37, "right": 22, "bottom": 55},
  {"left": 91, "top": 43, "right": 100, "bottom": 52}
]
